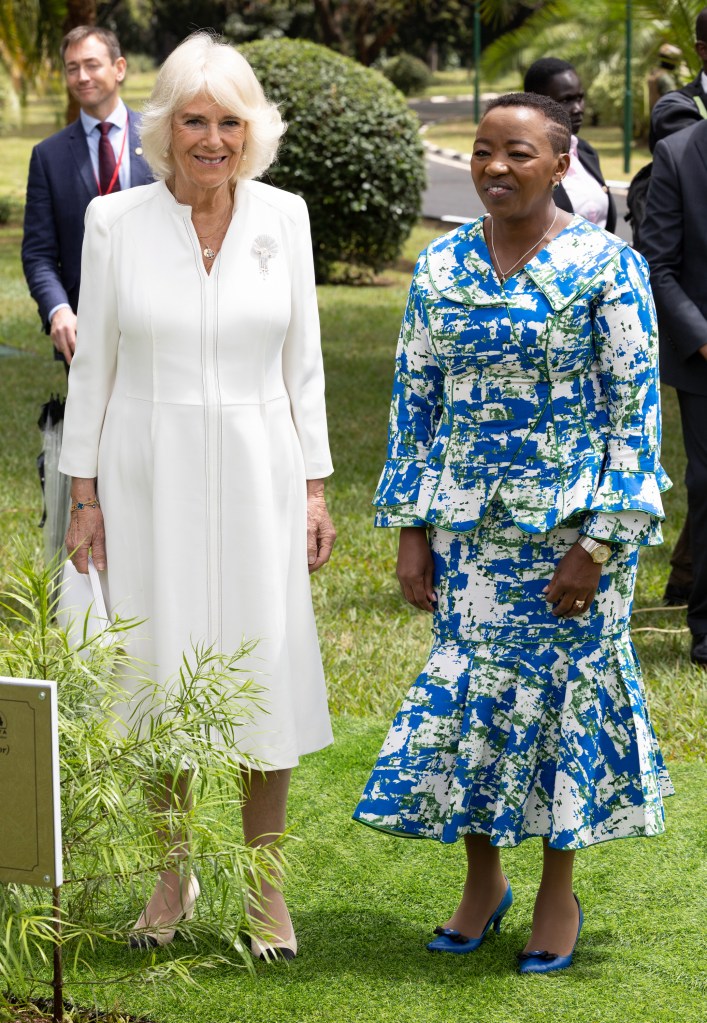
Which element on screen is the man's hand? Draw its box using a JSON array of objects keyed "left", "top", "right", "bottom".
[{"left": 50, "top": 307, "right": 77, "bottom": 363}]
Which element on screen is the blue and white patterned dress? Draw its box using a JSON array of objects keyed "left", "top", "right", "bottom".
[{"left": 353, "top": 216, "right": 673, "bottom": 850}]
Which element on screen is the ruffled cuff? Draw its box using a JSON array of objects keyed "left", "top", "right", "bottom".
[
  {"left": 581, "top": 510, "right": 663, "bottom": 546},
  {"left": 373, "top": 458, "right": 426, "bottom": 509},
  {"left": 374, "top": 503, "right": 428, "bottom": 528},
  {"left": 588, "top": 465, "right": 671, "bottom": 520}
]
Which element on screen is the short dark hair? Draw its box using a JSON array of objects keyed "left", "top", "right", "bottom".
[
  {"left": 696, "top": 6, "right": 707, "bottom": 44},
  {"left": 482, "top": 92, "right": 571, "bottom": 154},
  {"left": 61, "top": 26, "right": 122, "bottom": 64},
  {"left": 523, "top": 57, "right": 575, "bottom": 95}
]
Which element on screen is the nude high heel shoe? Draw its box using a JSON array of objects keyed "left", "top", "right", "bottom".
[
  {"left": 129, "top": 873, "right": 200, "bottom": 949},
  {"left": 246, "top": 897, "right": 298, "bottom": 961}
]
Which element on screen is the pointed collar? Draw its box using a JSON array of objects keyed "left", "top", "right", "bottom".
[
  {"left": 425, "top": 215, "right": 627, "bottom": 311},
  {"left": 80, "top": 97, "right": 127, "bottom": 137}
]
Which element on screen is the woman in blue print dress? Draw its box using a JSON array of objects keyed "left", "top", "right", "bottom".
[{"left": 353, "top": 93, "right": 672, "bottom": 974}]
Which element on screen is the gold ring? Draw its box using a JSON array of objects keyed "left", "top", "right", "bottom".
[{"left": 574, "top": 599, "right": 586, "bottom": 609}]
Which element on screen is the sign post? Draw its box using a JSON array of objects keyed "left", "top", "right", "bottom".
[{"left": 0, "top": 677, "right": 62, "bottom": 1021}]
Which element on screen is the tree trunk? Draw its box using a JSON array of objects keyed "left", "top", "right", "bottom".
[
  {"left": 426, "top": 42, "right": 438, "bottom": 74},
  {"left": 62, "top": 0, "right": 97, "bottom": 124},
  {"left": 312, "top": 0, "right": 347, "bottom": 53}
]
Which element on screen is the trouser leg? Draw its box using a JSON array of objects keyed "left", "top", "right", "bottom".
[
  {"left": 665, "top": 512, "right": 692, "bottom": 593},
  {"left": 677, "top": 390, "right": 707, "bottom": 636}
]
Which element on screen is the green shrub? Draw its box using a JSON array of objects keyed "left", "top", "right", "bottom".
[
  {"left": 241, "top": 39, "right": 426, "bottom": 282},
  {"left": 381, "top": 53, "right": 431, "bottom": 96},
  {"left": 0, "top": 548, "right": 286, "bottom": 1011},
  {"left": 0, "top": 195, "right": 19, "bottom": 226}
]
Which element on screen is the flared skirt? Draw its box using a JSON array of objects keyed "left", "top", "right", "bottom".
[{"left": 353, "top": 503, "right": 672, "bottom": 850}]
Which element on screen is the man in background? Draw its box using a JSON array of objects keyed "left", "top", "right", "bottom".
[
  {"left": 524, "top": 56, "right": 616, "bottom": 233},
  {"left": 650, "top": 7, "right": 707, "bottom": 148},
  {"left": 22, "top": 25, "right": 153, "bottom": 368},
  {"left": 647, "top": 43, "right": 682, "bottom": 112},
  {"left": 647, "top": 6, "right": 707, "bottom": 607},
  {"left": 641, "top": 116, "right": 707, "bottom": 668}
]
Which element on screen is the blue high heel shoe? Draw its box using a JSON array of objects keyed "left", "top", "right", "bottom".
[
  {"left": 426, "top": 880, "right": 513, "bottom": 954},
  {"left": 517, "top": 894, "right": 583, "bottom": 974}
]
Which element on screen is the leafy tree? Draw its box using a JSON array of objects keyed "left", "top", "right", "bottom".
[
  {"left": 0, "top": 0, "right": 67, "bottom": 104},
  {"left": 223, "top": 0, "right": 315, "bottom": 44},
  {"left": 479, "top": 0, "right": 706, "bottom": 135}
]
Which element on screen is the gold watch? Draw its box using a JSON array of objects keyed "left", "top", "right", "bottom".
[{"left": 577, "top": 535, "right": 612, "bottom": 564}]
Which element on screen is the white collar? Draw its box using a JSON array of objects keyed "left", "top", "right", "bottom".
[{"left": 80, "top": 97, "right": 127, "bottom": 136}]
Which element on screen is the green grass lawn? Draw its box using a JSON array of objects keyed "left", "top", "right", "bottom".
[
  {"left": 27, "top": 718, "right": 702, "bottom": 1023},
  {"left": 420, "top": 68, "right": 520, "bottom": 98},
  {"left": 0, "top": 93, "right": 705, "bottom": 1023}
]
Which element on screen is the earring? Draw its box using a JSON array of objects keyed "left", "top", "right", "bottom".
[{"left": 552, "top": 181, "right": 560, "bottom": 191}]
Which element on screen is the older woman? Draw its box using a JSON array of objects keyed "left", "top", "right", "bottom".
[
  {"left": 59, "top": 32, "right": 335, "bottom": 961},
  {"left": 353, "top": 93, "right": 672, "bottom": 973}
]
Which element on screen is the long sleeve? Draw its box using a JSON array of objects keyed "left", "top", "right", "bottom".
[
  {"left": 373, "top": 273, "right": 445, "bottom": 527},
  {"left": 642, "top": 134, "right": 707, "bottom": 361},
  {"left": 583, "top": 246, "right": 670, "bottom": 545},
  {"left": 58, "top": 198, "right": 120, "bottom": 478},
  {"left": 281, "top": 197, "right": 333, "bottom": 479},
  {"left": 21, "top": 146, "right": 69, "bottom": 330}
]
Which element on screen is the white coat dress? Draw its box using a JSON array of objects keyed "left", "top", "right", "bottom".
[{"left": 59, "top": 179, "right": 334, "bottom": 769}]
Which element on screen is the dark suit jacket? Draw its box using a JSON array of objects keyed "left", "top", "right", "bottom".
[
  {"left": 649, "top": 74, "right": 707, "bottom": 150},
  {"left": 553, "top": 136, "right": 617, "bottom": 234},
  {"left": 641, "top": 119, "right": 707, "bottom": 396},
  {"left": 21, "top": 107, "right": 153, "bottom": 333}
]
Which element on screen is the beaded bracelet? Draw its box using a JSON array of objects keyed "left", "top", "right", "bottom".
[{"left": 70, "top": 499, "right": 100, "bottom": 512}]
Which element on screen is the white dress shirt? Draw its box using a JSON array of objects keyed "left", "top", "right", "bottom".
[
  {"left": 80, "top": 98, "right": 132, "bottom": 191},
  {"left": 562, "top": 135, "right": 609, "bottom": 229}
]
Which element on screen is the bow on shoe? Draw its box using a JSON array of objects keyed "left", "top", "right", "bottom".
[
  {"left": 517, "top": 950, "right": 559, "bottom": 963},
  {"left": 432, "top": 926, "right": 470, "bottom": 944}
]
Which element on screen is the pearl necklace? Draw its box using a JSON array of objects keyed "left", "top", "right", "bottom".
[{"left": 488, "top": 208, "right": 558, "bottom": 283}]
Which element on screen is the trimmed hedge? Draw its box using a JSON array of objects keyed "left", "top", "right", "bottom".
[
  {"left": 381, "top": 53, "right": 431, "bottom": 96},
  {"left": 241, "top": 39, "right": 426, "bottom": 282}
]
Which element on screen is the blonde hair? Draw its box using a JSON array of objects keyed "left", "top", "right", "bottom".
[{"left": 140, "top": 32, "right": 285, "bottom": 183}]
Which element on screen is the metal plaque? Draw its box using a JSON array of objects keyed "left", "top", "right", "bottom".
[{"left": 0, "top": 677, "right": 62, "bottom": 887}]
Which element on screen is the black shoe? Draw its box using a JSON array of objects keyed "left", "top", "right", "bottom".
[
  {"left": 690, "top": 633, "right": 707, "bottom": 667},
  {"left": 663, "top": 583, "right": 691, "bottom": 606}
]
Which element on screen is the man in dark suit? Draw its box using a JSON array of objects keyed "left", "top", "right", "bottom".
[
  {"left": 641, "top": 118, "right": 707, "bottom": 667},
  {"left": 646, "top": 10, "right": 707, "bottom": 609},
  {"left": 22, "top": 25, "right": 153, "bottom": 367},
  {"left": 524, "top": 57, "right": 616, "bottom": 233},
  {"left": 650, "top": 6, "right": 707, "bottom": 150}
]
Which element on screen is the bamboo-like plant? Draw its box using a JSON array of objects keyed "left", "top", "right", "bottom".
[{"left": 0, "top": 545, "right": 286, "bottom": 1015}]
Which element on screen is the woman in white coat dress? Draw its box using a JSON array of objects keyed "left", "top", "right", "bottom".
[{"left": 59, "top": 32, "right": 336, "bottom": 961}]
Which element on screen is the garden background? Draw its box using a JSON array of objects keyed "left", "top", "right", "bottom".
[{"left": 1, "top": 26, "right": 706, "bottom": 1023}]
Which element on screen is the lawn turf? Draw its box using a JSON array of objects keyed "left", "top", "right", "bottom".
[{"left": 0, "top": 116, "right": 705, "bottom": 1023}]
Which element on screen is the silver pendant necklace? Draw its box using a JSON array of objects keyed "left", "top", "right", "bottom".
[
  {"left": 489, "top": 208, "right": 558, "bottom": 283},
  {"left": 195, "top": 204, "right": 233, "bottom": 261}
]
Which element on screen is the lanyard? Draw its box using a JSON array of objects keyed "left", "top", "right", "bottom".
[{"left": 94, "top": 113, "right": 129, "bottom": 196}]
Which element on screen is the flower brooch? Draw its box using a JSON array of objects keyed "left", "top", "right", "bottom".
[{"left": 251, "top": 235, "right": 279, "bottom": 277}]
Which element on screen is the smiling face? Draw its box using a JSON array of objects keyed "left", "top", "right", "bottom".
[
  {"left": 64, "top": 36, "right": 126, "bottom": 121},
  {"left": 170, "top": 94, "right": 247, "bottom": 202},
  {"left": 471, "top": 106, "right": 569, "bottom": 223},
  {"left": 543, "top": 69, "right": 585, "bottom": 135}
]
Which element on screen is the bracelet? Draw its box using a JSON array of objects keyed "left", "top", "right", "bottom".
[{"left": 70, "top": 499, "right": 100, "bottom": 512}]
